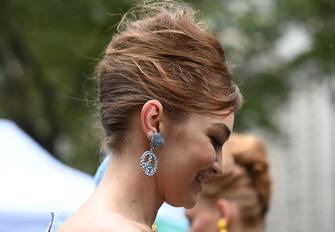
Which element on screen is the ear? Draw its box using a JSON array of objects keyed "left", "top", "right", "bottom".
[
  {"left": 216, "top": 199, "right": 235, "bottom": 225},
  {"left": 140, "top": 100, "right": 164, "bottom": 141}
]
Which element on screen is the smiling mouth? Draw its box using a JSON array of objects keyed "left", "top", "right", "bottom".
[{"left": 195, "top": 174, "right": 201, "bottom": 184}]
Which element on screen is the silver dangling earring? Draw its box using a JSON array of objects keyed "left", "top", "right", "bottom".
[{"left": 140, "top": 132, "right": 165, "bottom": 176}]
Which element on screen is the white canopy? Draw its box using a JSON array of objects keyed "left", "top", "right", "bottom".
[{"left": 0, "top": 119, "right": 95, "bottom": 232}]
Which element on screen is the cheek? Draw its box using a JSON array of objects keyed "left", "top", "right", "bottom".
[
  {"left": 165, "top": 131, "right": 215, "bottom": 169},
  {"left": 160, "top": 128, "right": 216, "bottom": 190},
  {"left": 189, "top": 142, "right": 216, "bottom": 168}
]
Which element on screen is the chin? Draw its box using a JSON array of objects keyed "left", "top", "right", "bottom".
[
  {"left": 184, "top": 202, "right": 196, "bottom": 209},
  {"left": 166, "top": 199, "right": 195, "bottom": 209},
  {"left": 166, "top": 188, "right": 199, "bottom": 208},
  {"left": 166, "top": 193, "right": 197, "bottom": 209},
  {"left": 183, "top": 194, "right": 197, "bottom": 209}
]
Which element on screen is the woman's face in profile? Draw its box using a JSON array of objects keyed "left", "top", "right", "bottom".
[{"left": 157, "top": 111, "right": 234, "bottom": 208}]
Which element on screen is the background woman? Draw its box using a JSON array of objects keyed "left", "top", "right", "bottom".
[{"left": 186, "top": 134, "right": 271, "bottom": 232}]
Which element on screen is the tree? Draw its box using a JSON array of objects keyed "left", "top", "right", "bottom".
[{"left": 1, "top": 0, "right": 334, "bottom": 173}]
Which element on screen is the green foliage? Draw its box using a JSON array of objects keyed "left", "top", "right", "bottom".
[
  {"left": 0, "top": 0, "right": 333, "bottom": 173},
  {"left": 190, "top": 0, "right": 334, "bottom": 131},
  {"left": 0, "top": 0, "right": 131, "bottom": 173}
]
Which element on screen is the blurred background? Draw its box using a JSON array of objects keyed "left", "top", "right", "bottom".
[{"left": 0, "top": 0, "right": 334, "bottom": 231}]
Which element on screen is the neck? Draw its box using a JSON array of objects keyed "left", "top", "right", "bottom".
[
  {"left": 240, "top": 221, "right": 264, "bottom": 232},
  {"left": 95, "top": 152, "right": 163, "bottom": 228}
]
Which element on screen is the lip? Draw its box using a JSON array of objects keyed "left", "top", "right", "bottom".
[{"left": 194, "top": 179, "right": 202, "bottom": 193}]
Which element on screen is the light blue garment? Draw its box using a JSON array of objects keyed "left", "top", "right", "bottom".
[
  {"left": 94, "top": 156, "right": 189, "bottom": 232},
  {"left": 94, "top": 155, "right": 110, "bottom": 187},
  {"left": 155, "top": 203, "right": 189, "bottom": 232}
]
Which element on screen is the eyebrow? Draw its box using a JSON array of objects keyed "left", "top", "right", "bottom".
[{"left": 209, "top": 123, "right": 231, "bottom": 142}]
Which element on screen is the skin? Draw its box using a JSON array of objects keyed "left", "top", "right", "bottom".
[{"left": 58, "top": 100, "right": 235, "bottom": 232}]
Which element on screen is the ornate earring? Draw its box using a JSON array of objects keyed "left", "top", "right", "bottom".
[
  {"left": 140, "top": 132, "right": 165, "bottom": 176},
  {"left": 217, "top": 218, "right": 228, "bottom": 232}
]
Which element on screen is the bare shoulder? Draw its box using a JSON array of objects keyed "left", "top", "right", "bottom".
[
  {"left": 58, "top": 212, "right": 149, "bottom": 232},
  {"left": 96, "top": 213, "right": 148, "bottom": 232}
]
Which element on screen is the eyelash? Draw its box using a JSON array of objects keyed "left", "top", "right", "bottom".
[{"left": 209, "top": 136, "right": 223, "bottom": 152}]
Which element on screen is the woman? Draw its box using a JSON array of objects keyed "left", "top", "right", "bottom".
[
  {"left": 185, "top": 134, "right": 271, "bottom": 232},
  {"left": 57, "top": 1, "right": 242, "bottom": 231}
]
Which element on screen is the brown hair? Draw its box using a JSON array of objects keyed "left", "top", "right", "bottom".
[
  {"left": 201, "top": 134, "right": 271, "bottom": 227},
  {"left": 97, "top": 1, "right": 243, "bottom": 153}
]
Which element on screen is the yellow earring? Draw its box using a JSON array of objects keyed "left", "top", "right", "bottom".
[
  {"left": 151, "top": 224, "right": 157, "bottom": 232},
  {"left": 217, "top": 218, "right": 228, "bottom": 232}
]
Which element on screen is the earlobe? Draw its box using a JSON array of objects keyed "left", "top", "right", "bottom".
[
  {"left": 217, "top": 199, "right": 233, "bottom": 222},
  {"left": 140, "top": 100, "right": 164, "bottom": 139},
  {"left": 216, "top": 199, "right": 241, "bottom": 232},
  {"left": 216, "top": 199, "right": 227, "bottom": 217},
  {"left": 216, "top": 199, "right": 230, "bottom": 232}
]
